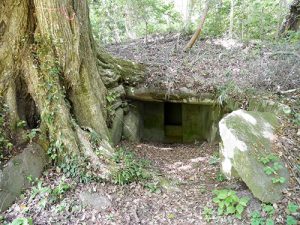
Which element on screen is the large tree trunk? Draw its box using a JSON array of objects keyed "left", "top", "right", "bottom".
[
  {"left": 279, "top": 0, "right": 300, "bottom": 35},
  {"left": 0, "top": 0, "right": 143, "bottom": 179}
]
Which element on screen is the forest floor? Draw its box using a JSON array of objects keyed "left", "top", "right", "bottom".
[
  {"left": 2, "top": 134, "right": 299, "bottom": 224},
  {"left": 1, "top": 35, "right": 300, "bottom": 224}
]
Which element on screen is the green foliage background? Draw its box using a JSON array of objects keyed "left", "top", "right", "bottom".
[{"left": 89, "top": 0, "right": 298, "bottom": 44}]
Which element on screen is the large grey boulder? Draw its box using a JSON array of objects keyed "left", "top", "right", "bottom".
[
  {"left": 0, "top": 143, "right": 47, "bottom": 212},
  {"left": 219, "top": 110, "right": 289, "bottom": 203}
]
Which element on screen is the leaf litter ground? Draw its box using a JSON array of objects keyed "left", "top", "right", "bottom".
[
  {"left": 2, "top": 138, "right": 299, "bottom": 224},
  {"left": 1, "top": 35, "right": 300, "bottom": 224}
]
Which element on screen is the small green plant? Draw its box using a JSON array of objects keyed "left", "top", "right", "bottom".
[
  {"left": 27, "top": 129, "right": 40, "bottom": 143},
  {"left": 54, "top": 200, "right": 70, "bottom": 213},
  {"left": 112, "top": 148, "right": 150, "bottom": 185},
  {"left": 271, "top": 177, "right": 286, "bottom": 184},
  {"left": 9, "top": 217, "right": 33, "bottom": 225},
  {"left": 286, "top": 215, "right": 297, "bottom": 225},
  {"left": 287, "top": 202, "right": 299, "bottom": 213},
  {"left": 213, "top": 189, "right": 249, "bottom": 219},
  {"left": 251, "top": 203, "right": 277, "bottom": 225},
  {"left": 259, "top": 154, "right": 278, "bottom": 165},
  {"left": 216, "top": 171, "right": 227, "bottom": 182},
  {"left": 144, "top": 181, "right": 161, "bottom": 193},
  {"left": 106, "top": 92, "right": 118, "bottom": 104},
  {"left": 16, "top": 120, "right": 27, "bottom": 129},
  {"left": 29, "top": 178, "right": 71, "bottom": 209},
  {"left": 265, "top": 218, "right": 275, "bottom": 225},
  {"left": 250, "top": 211, "right": 265, "bottom": 225},
  {"left": 262, "top": 203, "right": 275, "bottom": 216},
  {"left": 59, "top": 156, "right": 94, "bottom": 183},
  {"left": 50, "top": 179, "right": 71, "bottom": 202},
  {"left": 209, "top": 155, "right": 219, "bottom": 165},
  {"left": 259, "top": 154, "right": 286, "bottom": 184},
  {"left": 286, "top": 202, "right": 299, "bottom": 225},
  {"left": 203, "top": 206, "right": 213, "bottom": 222}
]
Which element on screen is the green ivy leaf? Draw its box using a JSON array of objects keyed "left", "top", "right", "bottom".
[
  {"left": 272, "top": 177, "right": 286, "bottom": 184},
  {"left": 218, "top": 207, "right": 224, "bottom": 215},
  {"left": 226, "top": 206, "right": 236, "bottom": 215},
  {"left": 225, "top": 197, "right": 232, "bottom": 206},
  {"left": 219, "top": 201, "right": 225, "bottom": 209},
  {"left": 288, "top": 202, "right": 299, "bottom": 213},
  {"left": 236, "top": 204, "right": 244, "bottom": 214},
  {"left": 273, "top": 162, "right": 283, "bottom": 170},
  {"left": 266, "top": 218, "right": 274, "bottom": 225},
  {"left": 217, "top": 190, "right": 228, "bottom": 199},
  {"left": 262, "top": 204, "right": 275, "bottom": 216},
  {"left": 239, "top": 197, "right": 249, "bottom": 206},
  {"left": 286, "top": 215, "right": 297, "bottom": 225},
  {"left": 264, "top": 166, "right": 275, "bottom": 175},
  {"left": 213, "top": 197, "right": 220, "bottom": 203},
  {"left": 235, "top": 213, "right": 242, "bottom": 219}
]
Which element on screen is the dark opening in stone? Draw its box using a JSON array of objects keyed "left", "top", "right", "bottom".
[
  {"left": 164, "top": 102, "right": 183, "bottom": 142},
  {"left": 164, "top": 102, "right": 182, "bottom": 126},
  {"left": 129, "top": 100, "right": 223, "bottom": 143}
]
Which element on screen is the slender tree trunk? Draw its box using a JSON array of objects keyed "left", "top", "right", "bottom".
[
  {"left": 0, "top": 0, "right": 144, "bottom": 178},
  {"left": 184, "top": 1, "right": 209, "bottom": 51}
]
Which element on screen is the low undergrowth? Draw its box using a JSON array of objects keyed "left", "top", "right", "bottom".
[
  {"left": 111, "top": 147, "right": 152, "bottom": 185},
  {"left": 27, "top": 176, "right": 73, "bottom": 209},
  {"left": 250, "top": 202, "right": 299, "bottom": 225}
]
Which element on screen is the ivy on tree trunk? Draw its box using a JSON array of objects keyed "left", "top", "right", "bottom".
[{"left": 0, "top": 0, "right": 144, "bottom": 179}]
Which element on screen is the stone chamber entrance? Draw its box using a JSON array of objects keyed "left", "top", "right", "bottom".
[{"left": 129, "top": 100, "right": 223, "bottom": 143}]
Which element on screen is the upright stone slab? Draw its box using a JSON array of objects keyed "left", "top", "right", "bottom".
[
  {"left": 123, "top": 106, "right": 142, "bottom": 142},
  {"left": 110, "top": 108, "right": 124, "bottom": 145},
  {"left": 0, "top": 143, "right": 47, "bottom": 212},
  {"left": 142, "top": 102, "right": 164, "bottom": 142},
  {"left": 219, "top": 110, "right": 289, "bottom": 203},
  {"left": 182, "top": 104, "right": 222, "bottom": 143}
]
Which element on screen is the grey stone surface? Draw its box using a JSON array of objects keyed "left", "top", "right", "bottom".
[
  {"left": 0, "top": 143, "right": 47, "bottom": 212},
  {"left": 108, "top": 85, "right": 126, "bottom": 98},
  {"left": 123, "top": 109, "right": 141, "bottom": 142},
  {"left": 141, "top": 102, "right": 164, "bottom": 142},
  {"left": 110, "top": 108, "right": 124, "bottom": 145},
  {"left": 79, "top": 191, "right": 111, "bottom": 210},
  {"left": 219, "top": 110, "right": 289, "bottom": 203}
]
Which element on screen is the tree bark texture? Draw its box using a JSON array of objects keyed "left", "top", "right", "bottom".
[
  {"left": 0, "top": 0, "right": 144, "bottom": 178},
  {"left": 279, "top": 0, "right": 300, "bottom": 34}
]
